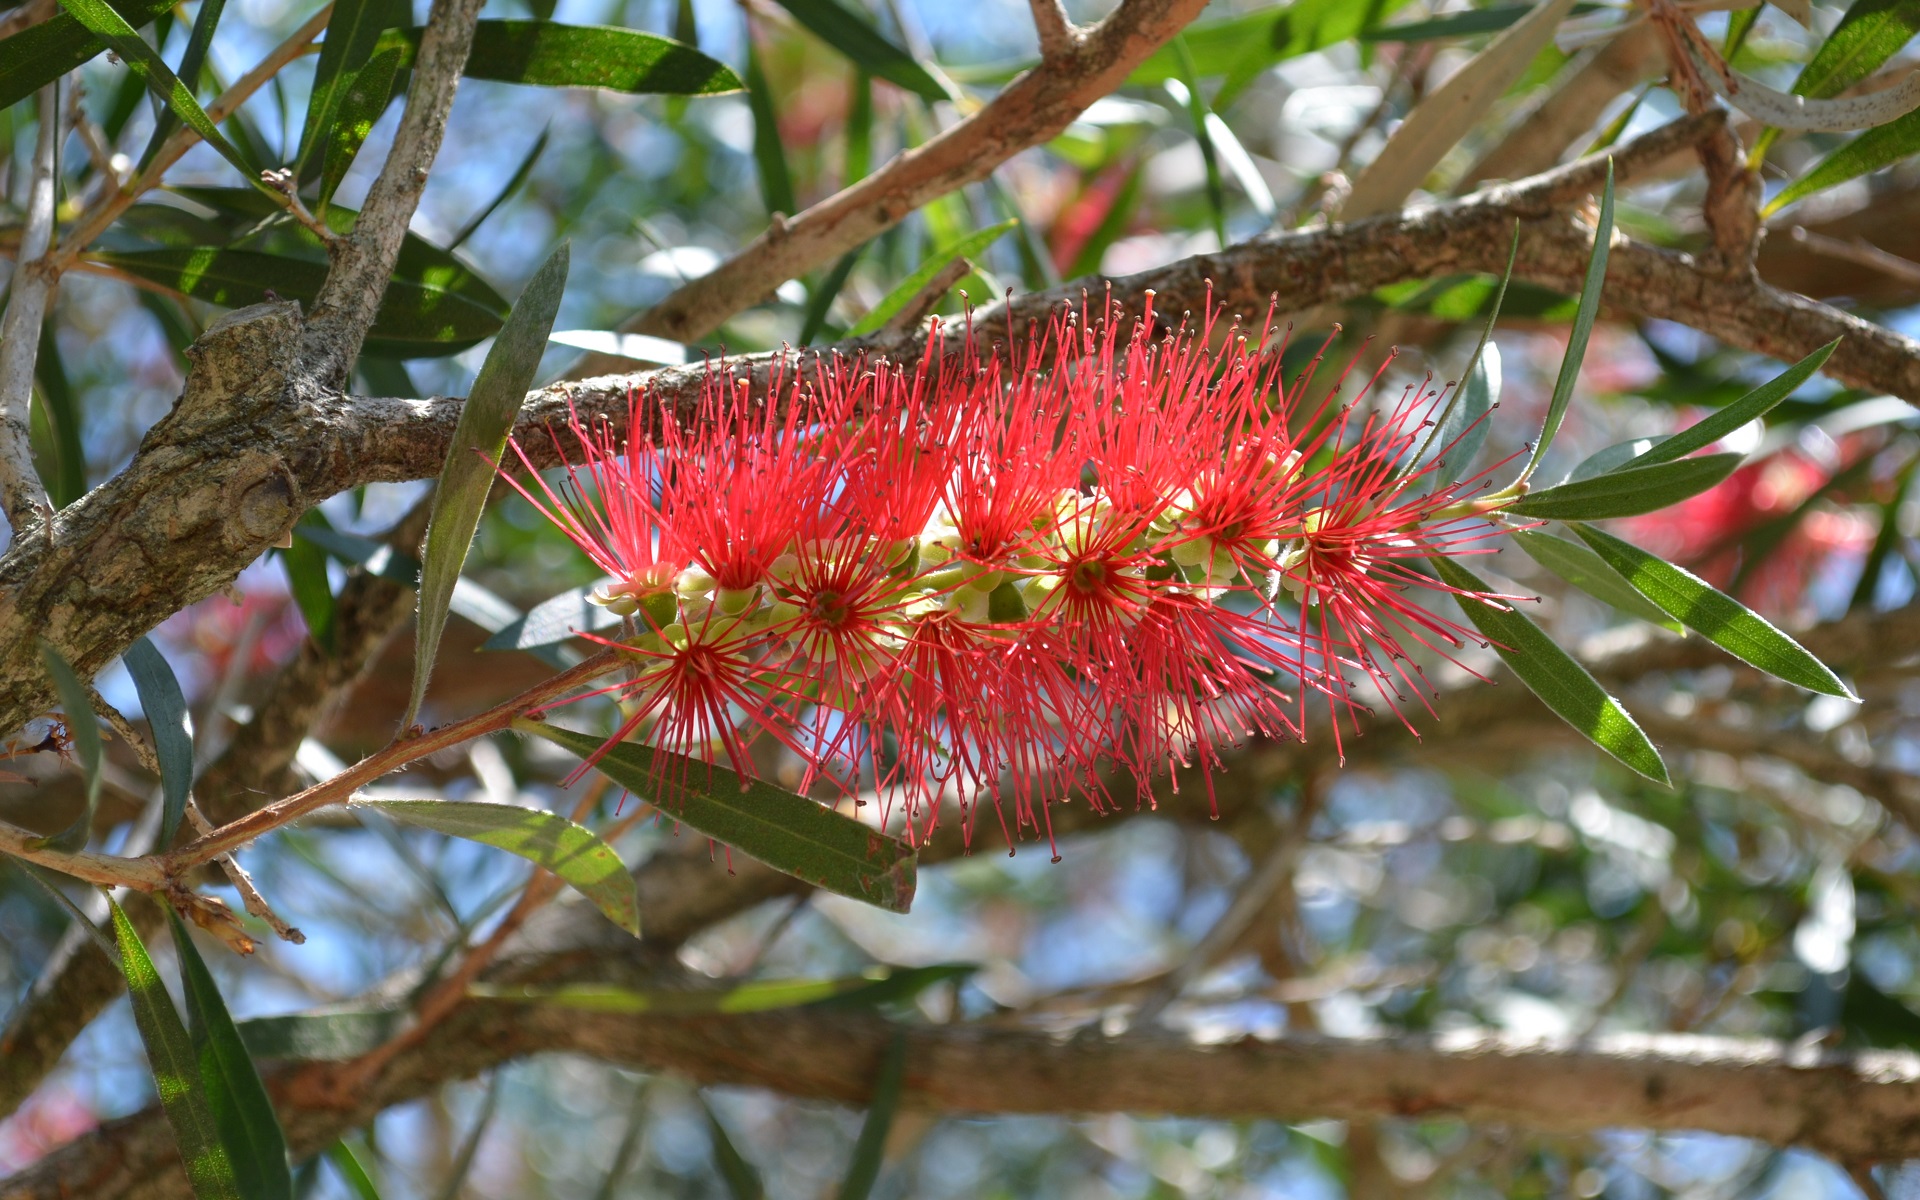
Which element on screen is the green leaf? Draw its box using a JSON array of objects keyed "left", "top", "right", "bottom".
[
  {"left": 1129, "top": 0, "right": 1414, "bottom": 86},
  {"left": 767, "top": 0, "right": 945, "bottom": 100},
  {"left": 31, "top": 320, "right": 85, "bottom": 508},
  {"left": 1570, "top": 524, "right": 1856, "bottom": 698},
  {"left": 1568, "top": 436, "right": 1668, "bottom": 482},
  {"left": 1361, "top": 2, "right": 1547, "bottom": 41},
  {"left": 701, "top": 1096, "right": 765, "bottom": 1200},
  {"left": 848, "top": 219, "right": 1018, "bottom": 337},
  {"left": 91, "top": 244, "right": 509, "bottom": 357},
  {"left": 326, "top": 1142, "right": 385, "bottom": 1200},
  {"left": 1790, "top": 0, "right": 1920, "bottom": 103},
  {"left": 1623, "top": 340, "right": 1840, "bottom": 468},
  {"left": 36, "top": 641, "right": 100, "bottom": 852},
  {"left": 282, "top": 512, "right": 338, "bottom": 653},
  {"left": 123, "top": 637, "right": 194, "bottom": 847},
  {"left": 358, "top": 797, "right": 639, "bottom": 936},
  {"left": 1766, "top": 105, "right": 1920, "bottom": 214},
  {"left": 297, "top": 0, "right": 410, "bottom": 181},
  {"left": 56, "top": 0, "right": 259, "bottom": 184},
  {"left": 0, "top": 0, "right": 174, "bottom": 111},
  {"left": 168, "top": 914, "right": 293, "bottom": 1200},
  {"left": 108, "top": 899, "right": 243, "bottom": 1200},
  {"left": 519, "top": 721, "right": 917, "bottom": 913},
  {"left": 451, "top": 126, "right": 550, "bottom": 249},
  {"left": 458, "top": 21, "right": 741, "bottom": 93},
  {"left": 1507, "top": 453, "right": 1743, "bottom": 520},
  {"left": 1524, "top": 160, "right": 1612, "bottom": 479},
  {"left": 406, "top": 242, "right": 567, "bottom": 727},
  {"left": 836, "top": 1031, "right": 906, "bottom": 1200},
  {"left": 318, "top": 44, "right": 405, "bottom": 210},
  {"left": 135, "top": 0, "right": 228, "bottom": 171},
  {"left": 470, "top": 964, "right": 975, "bottom": 1014},
  {"left": 1420, "top": 224, "right": 1515, "bottom": 485},
  {"left": 799, "top": 246, "right": 865, "bottom": 346},
  {"left": 1429, "top": 556, "right": 1667, "bottom": 783},
  {"left": 237, "top": 1008, "right": 408, "bottom": 1060},
  {"left": 1513, "top": 531, "right": 1684, "bottom": 632},
  {"left": 745, "top": 40, "right": 795, "bottom": 218},
  {"left": 480, "top": 581, "right": 621, "bottom": 653}
]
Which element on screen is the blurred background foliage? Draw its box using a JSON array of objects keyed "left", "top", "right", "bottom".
[{"left": 8, "top": 0, "right": 1920, "bottom": 1195}]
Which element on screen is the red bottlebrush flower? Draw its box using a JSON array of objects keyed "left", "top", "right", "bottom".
[{"left": 504, "top": 297, "right": 1524, "bottom": 853}]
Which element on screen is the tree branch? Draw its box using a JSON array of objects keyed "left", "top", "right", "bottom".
[
  {"left": 573, "top": 0, "right": 1208, "bottom": 365},
  {"left": 0, "top": 81, "right": 63, "bottom": 533},
  {"left": 11, "top": 1006, "right": 1920, "bottom": 1199},
  {"left": 297, "top": 0, "right": 482, "bottom": 388}
]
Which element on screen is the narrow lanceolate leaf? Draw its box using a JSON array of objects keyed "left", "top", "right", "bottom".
[
  {"left": 702, "top": 1096, "right": 766, "bottom": 1200},
  {"left": 282, "top": 515, "right": 339, "bottom": 652},
  {"left": 1341, "top": 0, "right": 1578, "bottom": 219},
  {"left": 1430, "top": 556, "right": 1668, "bottom": 783},
  {"left": 136, "top": 0, "right": 226, "bottom": 170},
  {"left": 768, "top": 0, "right": 946, "bottom": 100},
  {"left": 55, "top": 0, "right": 259, "bottom": 183},
  {"left": 318, "top": 44, "right": 405, "bottom": 209},
  {"left": 461, "top": 22, "right": 739, "bottom": 93},
  {"left": 1508, "top": 453, "right": 1742, "bottom": 520},
  {"left": 1569, "top": 436, "right": 1668, "bottom": 482},
  {"left": 848, "top": 219, "right": 1018, "bottom": 336},
  {"left": 123, "top": 637, "right": 193, "bottom": 847},
  {"left": 452, "top": 126, "right": 551, "bottom": 249},
  {"left": 1790, "top": 0, "right": 1920, "bottom": 102},
  {"left": 1513, "top": 531, "right": 1684, "bottom": 633},
  {"left": 0, "top": 0, "right": 174, "bottom": 110},
  {"left": 1571, "top": 524, "right": 1856, "bottom": 698},
  {"left": 745, "top": 40, "right": 795, "bottom": 218},
  {"left": 836, "top": 1031, "right": 907, "bottom": 1200},
  {"left": 406, "top": 243, "right": 569, "bottom": 729},
  {"left": 359, "top": 798, "right": 639, "bottom": 935},
  {"left": 470, "top": 964, "right": 975, "bottom": 1014},
  {"left": 89, "top": 246, "right": 508, "bottom": 357},
  {"left": 168, "top": 914, "right": 293, "bottom": 1200},
  {"left": 519, "top": 721, "right": 917, "bottom": 913},
  {"left": 481, "top": 581, "right": 621, "bottom": 653},
  {"left": 1625, "top": 339, "right": 1840, "bottom": 469},
  {"left": 108, "top": 900, "right": 243, "bottom": 1200},
  {"left": 1698, "top": 52, "right": 1920, "bottom": 132},
  {"left": 1766, "top": 106, "right": 1920, "bottom": 214},
  {"left": 1525, "top": 160, "right": 1612, "bottom": 479},
  {"left": 37, "top": 642, "right": 100, "bottom": 852},
  {"left": 326, "top": 1142, "right": 385, "bottom": 1200},
  {"left": 297, "top": 0, "right": 410, "bottom": 180},
  {"left": 1420, "top": 224, "right": 1516, "bottom": 485}
]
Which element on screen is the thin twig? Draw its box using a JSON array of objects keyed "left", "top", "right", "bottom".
[
  {"left": 50, "top": 6, "right": 333, "bottom": 272},
  {"left": 0, "top": 80, "right": 63, "bottom": 533},
  {"left": 184, "top": 800, "right": 306, "bottom": 944},
  {"left": 1788, "top": 225, "right": 1920, "bottom": 289}
]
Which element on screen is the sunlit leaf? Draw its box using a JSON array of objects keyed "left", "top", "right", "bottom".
[
  {"left": 297, "top": 0, "right": 410, "bottom": 181},
  {"left": 122, "top": 637, "right": 193, "bottom": 847},
  {"left": 56, "top": 0, "right": 260, "bottom": 183},
  {"left": 359, "top": 797, "right": 639, "bottom": 936},
  {"left": 848, "top": 219, "right": 1018, "bottom": 337},
  {"left": 318, "top": 44, "right": 405, "bottom": 210},
  {"left": 1766, "top": 106, "right": 1920, "bottom": 214},
  {"left": 1624, "top": 339, "right": 1839, "bottom": 468},
  {"left": 1508, "top": 453, "right": 1742, "bottom": 519},
  {"left": 109, "top": 899, "right": 242, "bottom": 1200},
  {"left": 1513, "top": 530, "right": 1684, "bottom": 632},
  {"left": 1571, "top": 524, "right": 1856, "bottom": 698},
  {"left": 136, "top": 0, "right": 228, "bottom": 171},
  {"left": 518, "top": 721, "right": 917, "bottom": 913},
  {"left": 0, "top": 0, "right": 174, "bottom": 110},
  {"left": 1524, "top": 161, "right": 1613, "bottom": 478},
  {"left": 1430, "top": 557, "right": 1667, "bottom": 783},
  {"left": 380, "top": 21, "right": 742, "bottom": 94},
  {"left": 1341, "top": 0, "right": 1577, "bottom": 219},
  {"left": 406, "top": 242, "right": 568, "bottom": 728},
  {"left": 326, "top": 1142, "right": 385, "bottom": 1200},
  {"left": 470, "top": 964, "right": 974, "bottom": 1013},
  {"left": 237, "top": 1008, "right": 408, "bottom": 1060},
  {"left": 481, "top": 581, "right": 621, "bottom": 653},
  {"left": 168, "top": 914, "right": 292, "bottom": 1200},
  {"left": 745, "top": 39, "right": 795, "bottom": 217},
  {"left": 767, "top": 0, "right": 945, "bottom": 100}
]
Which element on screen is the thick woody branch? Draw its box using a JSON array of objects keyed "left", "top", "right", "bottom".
[
  {"left": 579, "top": 0, "right": 1208, "bottom": 362},
  {"left": 10, "top": 1007, "right": 1920, "bottom": 1199},
  {"left": 0, "top": 82, "right": 62, "bottom": 533},
  {"left": 297, "top": 0, "right": 481, "bottom": 388}
]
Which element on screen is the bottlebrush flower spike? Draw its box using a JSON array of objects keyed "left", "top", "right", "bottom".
[{"left": 502, "top": 296, "right": 1521, "bottom": 851}]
